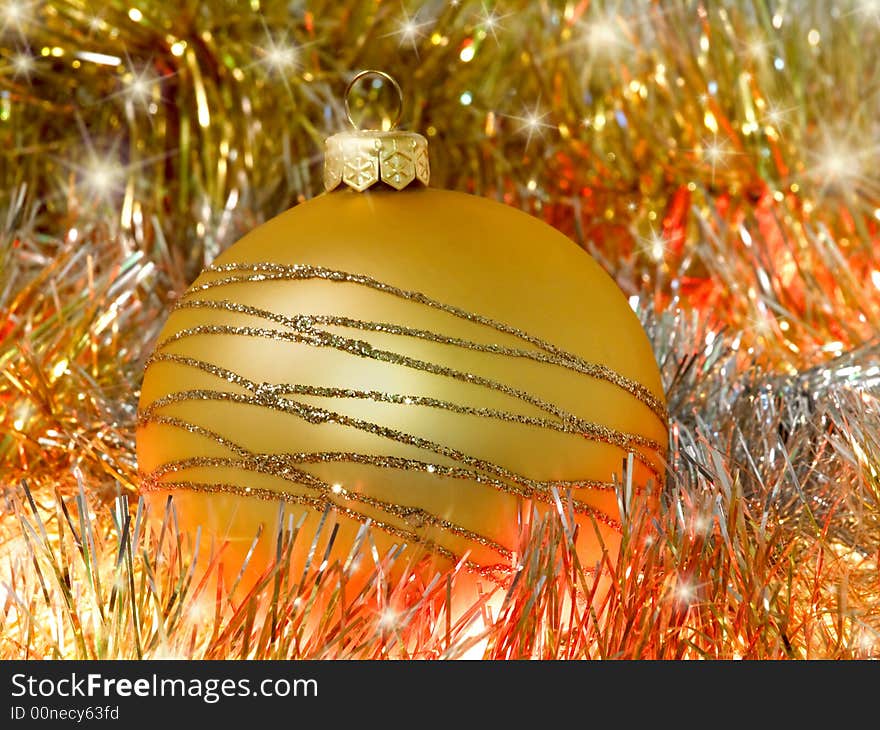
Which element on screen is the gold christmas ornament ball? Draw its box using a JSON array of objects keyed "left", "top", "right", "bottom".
[
  {"left": 136, "top": 186, "right": 666, "bottom": 589},
  {"left": 136, "top": 73, "right": 667, "bottom": 597}
]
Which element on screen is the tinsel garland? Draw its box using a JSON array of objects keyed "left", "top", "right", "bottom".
[{"left": 1, "top": 0, "right": 879, "bottom": 659}]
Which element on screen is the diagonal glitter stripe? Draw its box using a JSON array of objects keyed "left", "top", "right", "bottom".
[
  {"left": 145, "top": 479, "right": 517, "bottom": 583},
  {"left": 141, "top": 351, "right": 662, "bottom": 484},
  {"left": 173, "top": 297, "right": 666, "bottom": 425},
  {"left": 142, "top": 414, "right": 253, "bottom": 457},
  {"left": 139, "top": 387, "right": 652, "bottom": 514},
  {"left": 145, "top": 453, "right": 620, "bottom": 529},
  {"left": 140, "top": 419, "right": 624, "bottom": 566},
  {"left": 151, "top": 327, "right": 664, "bottom": 464},
  {"left": 144, "top": 351, "right": 664, "bottom": 456},
  {"left": 181, "top": 263, "right": 668, "bottom": 425},
  {"left": 144, "top": 454, "right": 522, "bottom": 555},
  {"left": 144, "top": 413, "right": 622, "bottom": 493}
]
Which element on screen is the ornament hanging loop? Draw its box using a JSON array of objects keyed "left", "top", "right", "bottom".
[
  {"left": 324, "top": 69, "right": 429, "bottom": 192},
  {"left": 344, "top": 69, "right": 404, "bottom": 131}
]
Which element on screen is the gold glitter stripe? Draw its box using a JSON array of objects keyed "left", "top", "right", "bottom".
[
  {"left": 141, "top": 414, "right": 253, "bottom": 457},
  {"left": 139, "top": 388, "right": 631, "bottom": 525},
  {"left": 144, "top": 413, "right": 622, "bottom": 494},
  {"left": 182, "top": 262, "right": 667, "bottom": 425},
  {"left": 141, "top": 417, "right": 626, "bottom": 569},
  {"left": 173, "top": 297, "right": 666, "bottom": 425},
  {"left": 143, "top": 455, "right": 514, "bottom": 558},
  {"left": 144, "top": 479, "right": 516, "bottom": 583},
  {"left": 141, "top": 360, "right": 661, "bottom": 489},
  {"left": 145, "top": 452, "right": 620, "bottom": 530},
  {"left": 145, "top": 351, "right": 664, "bottom": 457},
  {"left": 154, "top": 323, "right": 665, "bottom": 460}
]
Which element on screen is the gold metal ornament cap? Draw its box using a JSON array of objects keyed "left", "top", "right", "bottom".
[{"left": 324, "top": 70, "right": 430, "bottom": 192}]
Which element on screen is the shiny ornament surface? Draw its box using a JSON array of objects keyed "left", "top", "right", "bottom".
[{"left": 137, "top": 187, "right": 667, "bottom": 588}]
